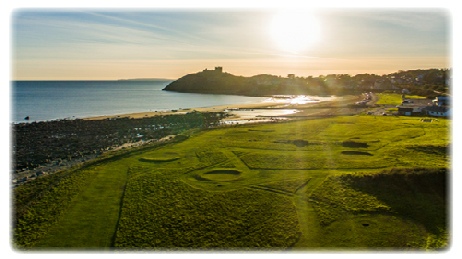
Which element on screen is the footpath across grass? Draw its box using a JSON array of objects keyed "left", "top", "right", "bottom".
[{"left": 12, "top": 115, "right": 450, "bottom": 250}]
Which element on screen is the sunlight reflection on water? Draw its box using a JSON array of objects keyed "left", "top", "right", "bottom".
[
  {"left": 263, "top": 95, "right": 336, "bottom": 105},
  {"left": 222, "top": 108, "right": 299, "bottom": 124},
  {"left": 225, "top": 108, "right": 298, "bottom": 118}
]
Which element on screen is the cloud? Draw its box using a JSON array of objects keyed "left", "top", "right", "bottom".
[{"left": 11, "top": 9, "right": 450, "bottom": 80}]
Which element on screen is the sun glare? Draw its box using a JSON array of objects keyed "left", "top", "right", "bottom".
[{"left": 269, "top": 11, "right": 321, "bottom": 54}]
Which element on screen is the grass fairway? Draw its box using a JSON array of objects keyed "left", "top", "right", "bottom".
[
  {"left": 13, "top": 115, "right": 450, "bottom": 250},
  {"left": 34, "top": 163, "right": 129, "bottom": 249}
]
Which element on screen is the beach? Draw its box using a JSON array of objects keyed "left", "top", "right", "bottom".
[{"left": 85, "top": 95, "right": 363, "bottom": 123}]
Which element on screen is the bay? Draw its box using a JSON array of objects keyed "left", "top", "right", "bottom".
[{"left": 11, "top": 80, "right": 268, "bottom": 123}]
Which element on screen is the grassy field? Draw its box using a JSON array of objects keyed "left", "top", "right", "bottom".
[
  {"left": 13, "top": 114, "right": 450, "bottom": 251},
  {"left": 375, "top": 93, "right": 428, "bottom": 106}
]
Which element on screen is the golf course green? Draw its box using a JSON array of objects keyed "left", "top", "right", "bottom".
[{"left": 13, "top": 114, "right": 450, "bottom": 250}]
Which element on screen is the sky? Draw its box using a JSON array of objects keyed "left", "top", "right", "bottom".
[{"left": 11, "top": 8, "right": 451, "bottom": 80}]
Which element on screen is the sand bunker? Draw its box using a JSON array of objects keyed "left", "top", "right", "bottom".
[{"left": 201, "top": 169, "right": 242, "bottom": 181}]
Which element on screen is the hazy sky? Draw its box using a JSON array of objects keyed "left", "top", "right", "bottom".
[{"left": 12, "top": 9, "right": 450, "bottom": 80}]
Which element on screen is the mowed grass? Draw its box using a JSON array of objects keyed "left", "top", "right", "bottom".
[
  {"left": 13, "top": 115, "right": 450, "bottom": 250},
  {"left": 375, "top": 93, "right": 404, "bottom": 105},
  {"left": 376, "top": 93, "right": 425, "bottom": 105},
  {"left": 375, "top": 93, "right": 427, "bottom": 106},
  {"left": 34, "top": 162, "right": 129, "bottom": 249}
]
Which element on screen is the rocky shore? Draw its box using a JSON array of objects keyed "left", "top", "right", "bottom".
[{"left": 11, "top": 111, "right": 227, "bottom": 185}]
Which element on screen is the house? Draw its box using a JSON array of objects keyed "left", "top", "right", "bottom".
[
  {"left": 426, "top": 96, "right": 450, "bottom": 117},
  {"left": 396, "top": 98, "right": 430, "bottom": 116},
  {"left": 397, "top": 105, "right": 424, "bottom": 116},
  {"left": 432, "top": 96, "right": 450, "bottom": 107},
  {"left": 425, "top": 106, "right": 450, "bottom": 117}
]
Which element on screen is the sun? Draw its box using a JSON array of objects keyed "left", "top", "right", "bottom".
[{"left": 269, "top": 11, "right": 321, "bottom": 54}]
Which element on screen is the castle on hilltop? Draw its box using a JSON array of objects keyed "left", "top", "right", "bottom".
[{"left": 203, "top": 66, "right": 223, "bottom": 73}]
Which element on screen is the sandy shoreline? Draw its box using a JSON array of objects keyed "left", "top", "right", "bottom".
[{"left": 85, "top": 95, "right": 363, "bottom": 122}]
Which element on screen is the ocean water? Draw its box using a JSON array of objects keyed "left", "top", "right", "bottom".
[{"left": 11, "top": 80, "right": 268, "bottom": 123}]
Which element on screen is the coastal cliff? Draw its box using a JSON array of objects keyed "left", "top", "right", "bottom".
[
  {"left": 162, "top": 67, "right": 322, "bottom": 96},
  {"left": 162, "top": 68, "right": 450, "bottom": 97}
]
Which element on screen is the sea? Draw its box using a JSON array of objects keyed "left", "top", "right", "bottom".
[{"left": 10, "top": 80, "right": 269, "bottom": 123}]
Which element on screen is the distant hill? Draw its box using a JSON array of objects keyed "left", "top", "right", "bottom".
[
  {"left": 163, "top": 68, "right": 327, "bottom": 96},
  {"left": 162, "top": 68, "right": 450, "bottom": 97}
]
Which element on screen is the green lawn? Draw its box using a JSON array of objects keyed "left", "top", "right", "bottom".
[
  {"left": 376, "top": 93, "right": 404, "bottom": 105},
  {"left": 376, "top": 93, "right": 427, "bottom": 106},
  {"left": 13, "top": 115, "right": 451, "bottom": 250}
]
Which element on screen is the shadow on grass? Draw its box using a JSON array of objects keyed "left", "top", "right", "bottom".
[
  {"left": 341, "top": 151, "right": 373, "bottom": 156},
  {"left": 340, "top": 168, "right": 448, "bottom": 235}
]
